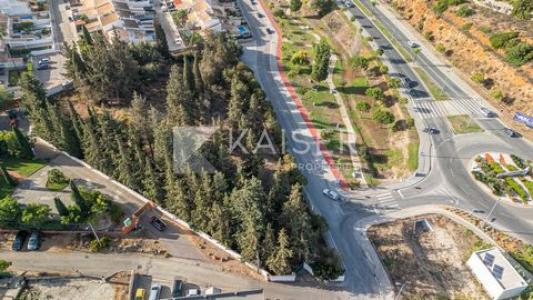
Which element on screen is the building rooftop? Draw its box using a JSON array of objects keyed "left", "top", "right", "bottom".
[{"left": 474, "top": 248, "right": 527, "bottom": 290}]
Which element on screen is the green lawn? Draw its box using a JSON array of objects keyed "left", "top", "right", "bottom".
[
  {"left": 447, "top": 114, "right": 483, "bottom": 134},
  {"left": 2, "top": 157, "right": 46, "bottom": 177},
  {"left": 413, "top": 67, "right": 448, "bottom": 101},
  {"left": 407, "top": 141, "right": 419, "bottom": 172},
  {"left": 46, "top": 181, "right": 68, "bottom": 192}
]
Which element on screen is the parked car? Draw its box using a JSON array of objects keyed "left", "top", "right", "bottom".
[
  {"left": 27, "top": 231, "right": 41, "bottom": 251},
  {"left": 135, "top": 288, "right": 145, "bottom": 300},
  {"left": 423, "top": 127, "right": 439, "bottom": 134},
  {"left": 12, "top": 231, "right": 28, "bottom": 251},
  {"left": 37, "top": 58, "right": 49, "bottom": 70},
  {"left": 503, "top": 128, "right": 517, "bottom": 138},
  {"left": 344, "top": 1, "right": 354, "bottom": 7},
  {"left": 150, "top": 216, "right": 167, "bottom": 231},
  {"left": 257, "top": 12, "right": 264, "bottom": 18},
  {"left": 266, "top": 28, "right": 274, "bottom": 34},
  {"left": 480, "top": 107, "right": 494, "bottom": 117},
  {"left": 171, "top": 278, "right": 183, "bottom": 297},
  {"left": 187, "top": 289, "right": 201, "bottom": 296},
  {"left": 149, "top": 284, "right": 161, "bottom": 300},
  {"left": 322, "top": 188, "right": 340, "bottom": 201}
]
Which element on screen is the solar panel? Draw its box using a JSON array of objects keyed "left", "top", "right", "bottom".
[
  {"left": 493, "top": 265, "right": 504, "bottom": 279},
  {"left": 483, "top": 253, "right": 495, "bottom": 267}
]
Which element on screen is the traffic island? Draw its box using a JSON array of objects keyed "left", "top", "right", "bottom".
[{"left": 470, "top": 152, "right": 533, "bottom": 206}]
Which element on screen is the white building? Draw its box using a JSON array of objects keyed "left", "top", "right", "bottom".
[{"left": 467, "top": 248, "right": 528, "bottom": 300}]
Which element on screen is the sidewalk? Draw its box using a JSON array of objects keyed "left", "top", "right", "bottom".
[{"left": 326, "top": 55, "right": 368, "bottom": 188}]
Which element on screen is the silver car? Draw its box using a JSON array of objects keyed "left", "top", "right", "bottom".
[{"left": 322, "top": 188, "right": 340, "bottom": 200}]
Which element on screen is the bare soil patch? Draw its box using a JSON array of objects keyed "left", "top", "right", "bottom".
[{"left": 368, "top": 214, "right": 489, "bottom": 299}]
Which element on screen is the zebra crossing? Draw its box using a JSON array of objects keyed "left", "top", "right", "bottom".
[
  {"left": 372, "top": 191, "right": 399, "bottom": 211},
  {"left": 412, "top": 97, "right": 486, "bottom": 119}
]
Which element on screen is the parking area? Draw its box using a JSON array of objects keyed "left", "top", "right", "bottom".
[{"left": 31, "top": 52, "right": 68, "bottom": 92}]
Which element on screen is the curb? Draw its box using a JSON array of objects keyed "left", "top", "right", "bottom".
[{"left": 256, "top": 0, "right": 348, "bottom": 190}]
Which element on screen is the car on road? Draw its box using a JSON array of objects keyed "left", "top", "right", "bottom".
[
  {"left": 503, "top": 128, "right": 517, "bottom": 138},
  {"left": 27, "top": 231, "right": 41, "bottom": 251},
  {"left": 266, "top": 28, "right": 274, "bottom": 34},
  {"left": 251, "top": 0, "right": 257, "bottom": 4},
  {"left": 149, "top": 284, "right": 161, "bottom": 300},
  {"left": 480, "top": 107, "right": 494, "bottom": 117},
  {"left": 330, "top": 88, "right": 337, "bottom": 94},
  {"left": 257, "top": 12, "right": 264, "bottom": 18},
  {"left": 322, "top": 188, "right": 340, "bottom": 201},
  {"left": 423, "top": 127, "right": 439, "bottom": 134},
  {"left": 12, "top": 231, "right": 28, "bottom": 251},
  {"left": 135, "top": 288, "right": 145, "bottom": 300},
  {"left": 37, "top": 58, "right": 49, "bottom": 70},
  {"left": 407, "top": 40, "right": 418, "bottom": 48},
  {"left": 150, "top": 216, "right": 167, "bottom": 231},
  {"left": 471, "top": 209, "right": 484, "bottom": 214},
  {"left": 187, "top": 289, "right": 201, "bottom": 296},
  {"left": 344, "top": 1, "right": 354, "bottom": 7}
]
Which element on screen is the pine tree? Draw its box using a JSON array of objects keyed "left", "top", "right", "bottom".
[
  {"left": 208, "top": 201, "right": 231, "bottom": 246},
  {"left": 0, "top": 165, "right": 16, "bottom": 187},
  {"left": 12, "top": 126, "right": 33, "bottom": 159},
  {"left": 166, "top": 65, "right": 195, "bottom": 125},
  {"left": 117, "top": 139, "right": 137, "bottom": 189},
  {"left": 281, "top": 183, "right": 312, "bottom": 262},
  {"left": 193, "top": 51, "right": 204, "bottom": 96},
  {"left": 70, "top": 181, "right": 89, "bottom": 216},
  {"left": 82, "top": 121, "right": 103, "bottom": 171},
  {"left": 165, "top": 179, "right": 192, "bottom": 221},
  {"left": 96, "top": 111, "right": 117, "bottom": 176},
  {"left": 237, "top": 216, "right": 261, "bottom": 262},
  {"left": 142, "top": 158, "right": 163, "bottom": 203},
  {"left": 267, "top": 228, "right": 293, "bottom": 274},
  {"left": 54, "top": 197, "right": 69, "bottom": 217},
  {"left": 67, "top": 101, "right": 85, "bottom": 155}
]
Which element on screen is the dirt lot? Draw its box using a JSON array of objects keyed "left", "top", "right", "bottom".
[
  {"left": 0, "top": 232, "right": 168, "bottom": 256},
  {"left": 368, "top": 214, "right": 490, "bottom": 299},
  {"left": 17, "top": 277, "right": 127, "bottom": 300}
]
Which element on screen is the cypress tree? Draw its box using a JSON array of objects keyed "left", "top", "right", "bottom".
[
  {"left": 67, "top": 101, "right": 85, "bottom": 149},
  {"left": 193, "top": 51, "right": 204, "bottom": 95},
  {"left": 142, "top": 158, "right": 162, "bottom": 203},
  {"left": 12, "top": 126, "right": 33, "bottom": 159},
  {"left": 183, "top": 55, "right": 195, "bottom": 95},
  {"left": 267, "top": 228, "right": 293, "bottom": 274},
  {"left": 81, "top": 26, "right": 93, "bottom": 45},
  {"left": 0, "top": 165, "right": 16, "bottom": 187},
  {"left": 70, "top": 181, "right": 89, "bottom": 216},
  {"left": 54, "top": 197, "right": 69, "bottom": 217}
]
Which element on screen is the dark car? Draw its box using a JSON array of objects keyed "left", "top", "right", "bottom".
[
  {"left": 257, "top": 12, "right": 264, "bottom": 18},
  {"left": 266, "top": 28, "right": 274, "bottom": 34},
  {"left": 12, "top": 231, "right": 28, "bottom": 251},
  {"left": 27, "top": 231, "right": 41, "bottom": 251},
  {"left": 171, "top": 278, "right": 183, "bottom": 297},
  {"left": 150, "top": 216, "right": 167, "bottom": 231},
  {"left": 503, "top": 128, "right": 517, "bottom": 138},
  {"left": 423, "top": 127, "right": 439, "bottom": 134}
]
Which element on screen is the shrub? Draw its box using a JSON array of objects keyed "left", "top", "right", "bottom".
[
  {"left": 511, "top": 0, "right": 532, "bottom": 20},
  {"left": 470, "top": 71, "right": 485, "bottom": 83},
  {"left": 290, "top": 0, "right": 302, "bottom": 11},
  {"left": 456, "top": 5, "right": 475, "bottom": 16},
  {"left": 273, "top": 8, "right": 285, "bottom": 18},
  {"left": 505, "top": 177, "right": 528, "bottom": 201},
  {"left": 89, "top": 236, "right": 111, "bottom": 252},
  {"left": 387, "top": 77, "right": 401, "bottom": 89},
  {"left": 491, "top": 89, "right": 504, "bottom": 101},
  {"left": 511, "top": 154, "right": 526, "bottom": 169},
  {"left": 523, "top": 180, "right": 533, "bottom": 199},
  {"left": 436, "top": 44, "right": 446, "bottom": 53},
  {"left": 46, "top": 168, "right": 69, "bottom": 191},
  {"left": 356, "top": 101, "right": 371, "bottom": 112},
  {"left": 433, "top": 0, "right": 449, "bottom": 14},
  {"left": 290, "top": 50, "right": 310, "bottom": 65},
  {"left": 478, "top": 26, "right": 491, "bottom": 34},
  {"left": 489, "top": 31, "right": 519, "bottom": 49},
  {"left": 372, "top": 109, "right": 395, "bottom": 124},
  {"left": 460, "top": 22, "right": 473, "bottom": 31},
  {"left": 350, "top": 55, "right": 369, "bottom": 70},
  {"left": 505, "top": 42, "right": 533, "bottom": 66},
  {"left": 365, "top": 87, "right": 384, "bottom": 100},
  {"left": 472, "top": 171, "right": 486, "bottom": 183},
  {"left": 310, "top": 248, "right": 344, "bottom": 280},
  {"left": 424, "top": 31, "right": 435, "bottom": 41},
  {"left": 490, "top": 162, "right": 505, "bottom": 174}
]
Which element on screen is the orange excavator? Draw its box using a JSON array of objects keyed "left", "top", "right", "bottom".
[{"left": 121, "top": 202, "right": 154, "bottom": 234}]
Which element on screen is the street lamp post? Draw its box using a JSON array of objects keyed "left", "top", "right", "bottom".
[{"left": 485, "top": 198, "right": 501, "bottom": 223}]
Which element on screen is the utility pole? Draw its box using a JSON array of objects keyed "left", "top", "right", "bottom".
[
  {"left": 88, "top": 222, "right": 100, "bottom": 242},
  {"left": 485, "top": 198, "right": 500, "bottom": 223}
]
